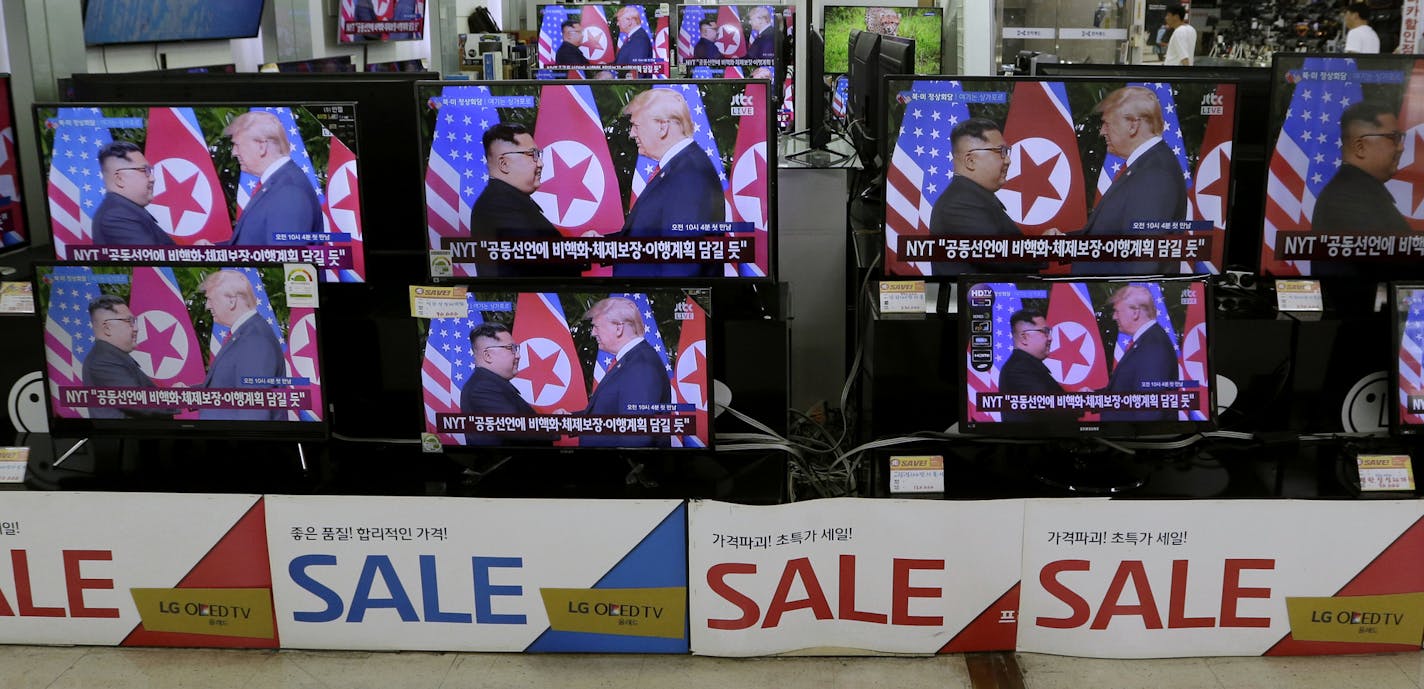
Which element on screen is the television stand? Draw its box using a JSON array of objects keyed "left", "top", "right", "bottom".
[{"left": 1032, "top": 438, "right": 1146, "bottom": 495}]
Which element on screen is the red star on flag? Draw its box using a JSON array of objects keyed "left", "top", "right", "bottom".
[
  {"left": 516, "top": 347, "right": 564, "bottom": 402},
  {"left": 539, "top": 151, "right": 597, "bottom": 219},
  {"left": 152, "top": 166, "right": 206, "bottom": 228},
  {"left": 1047, "top": 329, "right": 1089, "bottom": 374},
  {"left": 1002, "top": 149, "right": 1062, "bottom": 220}
]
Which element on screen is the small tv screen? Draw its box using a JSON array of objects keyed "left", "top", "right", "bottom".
[
  {"left": 0, "top": 75, "right": 27, "bottom": 251},
  {"left": 1261, "top": 54, "right": 1424, "bottom": 278},
  {"left": 960, "top": 276, "right": 1214, "bottom": 437},
  {"left": 83, "top": 0, "right": 266, "bottom": 46},
  {"left": 535, "top": 3, "right": 672, "bottom": 79},
  {"left": 273, "top": 56, "right": 357, "bottom": 73},
  {"left": 36, "top": 103, "right": 368, "bottom": 282},
  {"left": 418, "top": 79, "right": 774, "bottom": 279},
  {"left": 420, "top": 287, "right": 712, "bottom": 450},
  {"left": 675, "top": 4, "right": 797, "bottom": 131},
  {"left": 883, "top": 76, "right": 1238, "bottom": 277},
  {"left": 821, "top": 5, "right": 941, "bottom": 75},
  {"left": 365, "top": 59, "right": 428, "bottom": 72},
  {"left": 339, "top": 0, "right": 426, "bottom": 43},
  {"left": 1392, "top": 282, "right": 1424, "bottom": 433},
  {"left": 35, "top": 263, "right": 326, "bottom": 438}
]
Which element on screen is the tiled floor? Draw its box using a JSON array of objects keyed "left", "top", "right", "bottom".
[{"left": 0, "top": 646, "right": 1420, "bottom": 689}]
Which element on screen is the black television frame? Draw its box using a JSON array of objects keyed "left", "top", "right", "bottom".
[{"left": 81, "top": 0, "right": 266, "bottom": 47}]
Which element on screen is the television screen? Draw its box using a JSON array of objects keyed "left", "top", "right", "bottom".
[
  {"left": 1261, "top": 54, "right": 1424, "bottom": 278},
  {"left": 960, "top": 276, "right": 1214, "bottom": 437},
  {"left": 83, "top": 0, "right": 266, "bottom": 46},
  {"left": 339, "top": 0, "right": 426, "bottom": 43},
  {"left": 883, "top": 76, "right": 1238, "bottom": 277},
  {"left": 535, "top": 3, "right": 672, "bottom": 79},
  {"left": 35, "top": 263, "right": 326, "bottom": 438},
  {"left": 674, "top": 4, "right": 796, "bottom": 131},
  {"left": 365, "top": 59, "right": 428, "bottom": 72},
  {"left": 1392, "top": 282, "right": 1424, "bottom": 433},
  {"left": 0, "top": 75, "right": 27, "bottom": 251},
  {"left": 420, "top": 287, "right": 712, "bottom": 449},
  {"left": 273, "top": 56, "right": 357, "bottom": 73},
  {"left": 419, "top": 79, "right": 774, "bottom": 279},
  {"left": 821, "top": 5, "right": 941, "bottom": 75},
  {"left": 36, "top": 103, "right": 368, "bottom": 282}
]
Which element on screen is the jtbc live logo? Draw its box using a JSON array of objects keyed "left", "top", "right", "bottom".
[
  {"left": 157, "top": 600, "right": 255, "bottom": 627},
  {"left": 567, "top": 600, "right": 666, "bottom": 627},
  {"left": 1200, "top": 92, "right": 1225, "bottom": 116},
  {"left": 731, "top": 91, "right": 757, "bottom": 117},
  {"left": 1309, "top": 609, "right": 1405, "bottom": 634}
]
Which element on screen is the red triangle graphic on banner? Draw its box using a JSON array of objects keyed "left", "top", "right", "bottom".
[
  {"left": 1265, "top": 515, "right": 1424, "bottom": 656},
  {"left": 938, "top": 583, "right": 1020, "bottom": 653},
  {"left": 121, "top": 498, "right": 277, "bottom": 649}
]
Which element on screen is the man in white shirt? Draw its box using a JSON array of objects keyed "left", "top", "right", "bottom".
[
  {"left": 1344, "top": 2, "right": 1381, "bottom": 53},
  {"left": 1163, "top": 4, "right": 1197, "bottom": 66}
]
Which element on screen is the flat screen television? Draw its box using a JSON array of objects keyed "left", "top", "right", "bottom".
[
  {"left": 273, "top": 56, "right": 357, "bottom": 73},
  {"left": 959, "top": 276, "right": 1214, "bottom": 437},
  {"left": 883, "top": 76, "right": 1240, "bottom": 278},
  {"left": 674, "top": 4, "right": 796, "bottom": 132},
  {"left": 35, "top": 263, "right": 326, "bottom": 439},
  {"left": 1260, "top": 53, "right": 1424, "bottom": 279},
  {"left": 535, "top": 3, "right": 672, "bottom": 79},
  {"left": 1392, "top": 281, "right": 1424, "bottom": 434},
  {"left": 0, "top": 74, "right": 28, "bottom": 252},
  {"left": 338, "top": 0, "right": 426, "bottom": 43},
  {"left": 420, "top": 287, "right": 712, "bottom": 450},
  {"left": 83, "top": 0, "right": 266, "bottom": 47},
  {"left": 35, "top": 103, "right": 368, "bottom": 283},
  {"left": 821, "top": 5, "right": 942, "bottom": 75},
  {"left": 418, "top": 79, "right": 775, "bottom": 279},
  {"left": 365, "top": 59, "right": 428, "bottom": 72}
]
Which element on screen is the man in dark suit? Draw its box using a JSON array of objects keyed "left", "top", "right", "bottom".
[
  {"left": 198, "top": 270, "right": 285, "bottom": 421},
  {"left": 460, "top": 322, "right": 552, "bottom": 447},
  {"left": 81, "top": 294, "right": 174, "bottom": 419},
  {"left": 577, "top": 297, "right": 670, "bottom": 447},
  {"left": 615, "top": 6, "right": 654, "bottom": 65},
  {"left": 1101, "top": 284, "right": 1178, "bottom": 422},
  {"left": 616, "top": 88, "right": 724, "bottom": 277},
  {"left": 998, "top": 308, "right": 1071, "bottom": 424},
  {"left": 90, "top": 141, "right": 175, "bottom": 247},
  {"left": 555, "top": 18, "right": 589, "bottom": 65},
  {"left": 745, "top": 6, "right": 776, "bottom": 58},
  {"left": 223, "top": 110, "right": 324, "bottom": 246},
  {"left": 468, "top": 123, "right": 580, "bottom": 277},
  {"left": 1312, "top": 101, "right": 1409, "bottom": 236},
  {"left": 929, "top": 118, "right": 1028, "bottom": 275},
  {"left": 693, "top": 18, "right": 720, "bottom": 60},
  {"left": 1072, "top": 86, "right": 1188, "bottom": 275}
]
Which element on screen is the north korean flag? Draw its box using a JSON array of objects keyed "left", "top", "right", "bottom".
[
  {"left": 284, "top": 307, "right": 323, "bottom": 422},
  {"left": 729, "top": 82, "right": 770, "bottom": 277},
  {"left": 532, "top": 85, "right": 625, "bottom": 237},
  {"left": 1045, "top": 282, "right": 1109, "bottom": 392},
  {"left": 144, "top": 107, "right": 233, "bottom": 245},
  {"left": 1177, "top": 283, "right": 1210, "bottom": 421},
  {"left": 715, "top": 5, "right": 746, "bottom": 57},
  {"left": 1390, "top": 58, "right": 1424, "bottom": 231},
  {"left": 997, "top": 82, "right": 1088, "bottom": 237},
  {"left": 1191, "top": 83, "right": 1235, "bottom": 233},
  {"left": 580, "top": 5, "right": 616, "bottom": 64},
  {"left": 511, "top": 293, "right": 589, "bottom": 416},
  {"left": 323, "top": 136, "right": 364, "bottom": 282},
  {"left": 128, "top": 267, "right": 206, "bottom": 404},
  {"left": 672, "top": 296, "right": 710, "bottom": 447},
  {"left": 654, "top": 13, "right": 670, "bottom": 70}
]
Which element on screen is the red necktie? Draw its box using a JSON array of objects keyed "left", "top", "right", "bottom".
[
  {"left": 236, "top": 181, "right": 262, "bottom": 219},
  {"left": 1112, "top": 166, "right": 1126, "bottom": 183},
  {"left": 630, "top": 166, "right": 660, "bottom": 210}
]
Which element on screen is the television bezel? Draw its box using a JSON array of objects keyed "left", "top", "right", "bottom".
[
  {"left": 956, "top": 274, "right": 1218, "bottom": 438},
  {"left": 0, "top": 73, "right": 30, "bottom": 257},
  {"left": 33, "top": 260, "right": 330, "bottom": 441},
  {"left": 81, "top": 0, "right": 267, "bottom": 47},
  {"left": 414, "top": 77, "right": 779, "bottom": 284}
]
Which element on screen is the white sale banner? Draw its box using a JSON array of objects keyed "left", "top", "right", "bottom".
[
  {"left": 1018, "top": 499, "right": 1424, "bottom": 658},
  {"left": 267, "top": 496, "right": 688, "bottom": 652},
  {"left": 689, "top": 498, "right": 1024, "bottom": 656},
  {"left": 0, "top": 492, "right": 273, "bottom": 648}
]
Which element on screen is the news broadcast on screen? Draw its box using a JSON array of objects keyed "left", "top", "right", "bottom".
[
  {"left": 675, "top": 4, "right": 796, "bottom": 131},
  {"left": 420, "top": 288, "right": 712, "bottom": 450},
  {"left": 337, "top": 0, "right": 426, "bottom": 43},
  {"left": 535, "top": 3, "right": 672, "bottom": 79},
  {"left": 0, "top": 74, "right": 25, "bottom": 250},
  {"left": 36, "top": 104, "right": 368, "bottom": 282},
  {"left": 884, "top": 77, "right": 1237, "bottom": 277},
  {"left": 960, "top": 277, "right": 1213, "bottom": 437},
  {"left": 35, "top": 264, "right": 325, "bottom": 437},
  {"left": 419, "top": 79, "right": 773, "bottom": 279}
]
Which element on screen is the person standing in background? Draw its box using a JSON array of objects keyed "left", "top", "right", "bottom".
[
  {"left": 1343, "top": 2, "right": 1381, "bottom": 53},
  {"left": 1163, "top": 5, "right": 1197, "bottom": 66}
]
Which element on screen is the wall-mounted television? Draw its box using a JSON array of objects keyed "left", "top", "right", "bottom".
[
  {"left": 883, "top": 76, "right": 1239, "bottom": 278},
  {"left": 418, "top": 79, "right": 775, "bottom": 279},
  {"left": 0, "top": 74, "right": 27, "bottom": 252},
  {"left": 35, "top": 103, "right": 368, "bottom": 282},
  {"left": 959, "top": 276, "right": 1214, "bottom": 437},
  {"left": 35, "top": 263, "right": 326, "bottom": 439},
  {"left": 338, "top": 0, "right": 426, "bottom": 43},
  {"left": 83, "top": 0, "right": 267, "bottom": 47},
  {"left": 420, "top": 287, "right": 712, "bottom": 450},
  {"left": 535, "top": 3, "right": 672, "bottom": 79},
  {"left": 675, "top": 4, "right": 796, "bottom": 131}
]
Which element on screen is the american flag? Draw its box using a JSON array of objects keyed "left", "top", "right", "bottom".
[
  {"left": 538, "top": 4, "right": 573, "bottom": 66},
  {"left": 45, "top": 107, "right": 113, "bottom": 258},
  {"left": 676, "top": 4, "right": 707, "bottom": 59},
  {"left": 1262, "top": 57, "right": 1362, "bottom": 276},
  {"left": 42, "top": 265, "right": 101, "bottom": 419},
  {"left": 421, "top": 293, "right": 492, "bottom": 445},
  {"left": 885, "top": 79, "right": 970, "bottom": 276},
  {"left": 832, "top": 75, "right": 848, "bottom": 120},
  {"left": 593, "top": 292, "right": 672, "bottom": 391},
  {"left": 1398, "top": 287, "right": 1424, "bottom": 426},
  {"left": 424, "top": 85, "right": 499, "bottom": 277}
]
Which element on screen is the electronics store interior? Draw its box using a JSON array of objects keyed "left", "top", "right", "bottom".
[{"left": 0, "top": 0, "right": 1420, "bottom": 505}]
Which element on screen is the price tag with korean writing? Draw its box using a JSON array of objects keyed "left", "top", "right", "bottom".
[
  {"left": 409, "top": 286, "right": 470, "bottom": 319},
  {"left": 0, "top": 282, "right": 33, "bottom": 314},
  {"left": 879, "top": 280, "right": 926, "bottom": 315},
  {"left": 889, "top": 455, "right": 944, "bottom": 494},
  {"left": 1276, "top": 279, "right": 1324, "bottom": 312},
  {"left": 1357, "top": 454, "right": 1416, "bottom": 492},
  {"left": 0, "top": 447, "right": 28, "bottom": 483}
]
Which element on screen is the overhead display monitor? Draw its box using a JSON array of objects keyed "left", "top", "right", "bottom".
[
  {"left": 36, "top": 103, "right": 368, "bottom": 282},
  {"left": 420, "top": 287, "right": 712, "bottom": 450},
  {"left": 535, "top": 3, "right": 672, "bottom": 79},
  {"left": 883, "top": 76, "right": 1238, "bottom": 278},
  {"left": 674, "top": 4, "right": 796, "bottom": 131},
  {"left": 959, "top": 276, "right": 1214, "bottom": 437},
  {"left": 1261, "top": 53, "right": 1424, "bottom": 278},
  {"left": 821, "top": 5, "right": 942, "bottom": 75},
  {"left": 418, "top": 79, "right": 774, "bottom": 279},
  {"left": 83, "top": 0, "right": 266, "bottom": 46},
  {"left": 35, "top": 263, "right": 326, "bottom": 438},
  {"left": 338, "top": 0, "right": 426, "bottom": 43},
  {"left": 0, "top": 75, "right": 27, "bottom": 252}
]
